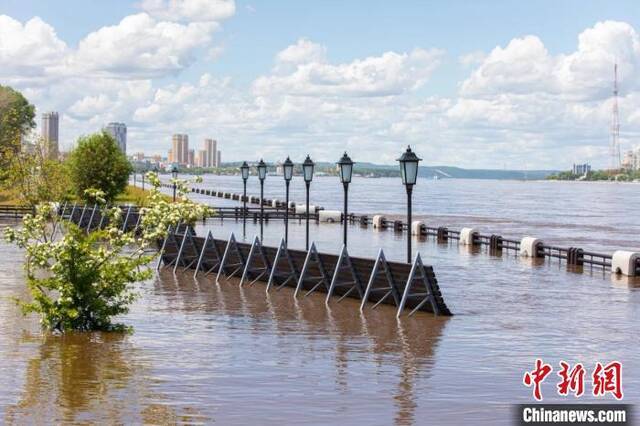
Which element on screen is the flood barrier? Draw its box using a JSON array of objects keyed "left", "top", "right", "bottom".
[
  {"left": 158, "top": 227, "right": 452, "bottom": 317},
  {"left": 60, "top": 202, "right": 452, "bottom": 317}
]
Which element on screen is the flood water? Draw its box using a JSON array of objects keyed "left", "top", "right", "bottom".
[
  {"left": 183, "top": 175, "right": 640, "bottom": 252},
  {"left": 2, "top": 177, "right": 640, "bottom": 424}
]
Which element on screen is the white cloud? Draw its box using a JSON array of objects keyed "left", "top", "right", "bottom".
[
  {"left": 69, "top": 13, "right": 216, "bottom": 79},
  {"left": 0, "top": 15, "right": 68, "bottom": 82},
  {"left": 255, "top": 41, "right": 444, "bottom": 97},
  {"left": 139, "top": 0, "right": 235, "bottom": 22}
]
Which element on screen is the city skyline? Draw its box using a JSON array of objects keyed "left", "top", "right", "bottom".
[{"left": 3, "top": 1, "right": 640, "bottom": 168}]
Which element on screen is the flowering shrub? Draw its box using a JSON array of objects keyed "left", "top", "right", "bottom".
[{"left": 4, "top": 174, "right": 211, "bottom": 331}]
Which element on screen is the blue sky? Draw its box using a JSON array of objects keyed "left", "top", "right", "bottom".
[{"left": 1, "top": 0, "right": 639, "bottom": 168}]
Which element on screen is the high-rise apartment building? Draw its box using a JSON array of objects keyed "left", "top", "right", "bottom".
[
  {"left": 217, "top": 150, "right": 221, "bottom": 167},
  {"left": 197, "top": 149, "right": 207, "bottom": 167},
  {"left": 188, "top": 149, "right": 195, "bottom": 167},
  {"left": 105, "top": 122, "right": 127, "bottom": 153},
  {"left": 168, "top": 149, "right": 173, "bottom": 163},
  {"left": 41, "top": 112, "right": 59, "bottom": 159},
  {"left": 171, "top": 134, "right": 189, "bottom": 165},
  {"left": 203, "top": 138, "right": 217, "bottom": 168}
]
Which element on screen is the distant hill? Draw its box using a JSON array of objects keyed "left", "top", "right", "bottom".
[{"left": 221, "top": 161, "right": 558, "bottom": 180}]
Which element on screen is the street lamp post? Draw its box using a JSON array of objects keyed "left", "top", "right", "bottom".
[
  {"left": 257, "top": 159, "right": 267, "bottom": 242},
  {"left": 337, "top": 152, "right": 354, "bottom": 247},
  {"left": 282, "top": 157, "right": 294, "bottom": 246},
  {"left": 171, "top": 165, "right": 179, "bottom": 202},
  {"left": 240, "top": 161, "right": 250, "bottom": 239},
  {"left": 302, "top": 155, "right": 315, "bottom": 251},
  {"left": 141, "top": 171, "right": 145, "bottom": 191},
  {"left": 397, "top": 146, "right": 421, "bottom": 263}
]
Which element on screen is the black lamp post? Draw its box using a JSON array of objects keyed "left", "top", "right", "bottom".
[
  {"left": 397, "top": 146, "right": 421, "bottom": 263},
  {"left": 282, "top": 157, "right": 294, "bottom": 246},
  {"left": 171, "top": 165, "right": 178, "bottom": 202},
  {"left": 240, "top": 161, "right": 250, "bottom": 239},
  {"left": 257, "top": 159, "right": 267, "bottom": 242},
  {"left": 337, "top": 152, "right": 354, "bottom": 247},
  {"left": 302, "top": 155, "right": 315, "bottom": 251},
  {"left": 141, "top": 171, "right": 145, "bottom": 191}
]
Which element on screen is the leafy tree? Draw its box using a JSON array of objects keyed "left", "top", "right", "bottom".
[
  {"left": 0, "top": 85, "right": 36, "bottom": 176},
  {"left": 4, "top": 175, "right": 211, "bottom": 332},
  {"left": 67, "top": 131, "right": 133, "bottom": 203},
  {"left": 2, "top": 137, "right": 72, "bottom": 207}
]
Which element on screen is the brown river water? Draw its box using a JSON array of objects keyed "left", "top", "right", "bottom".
[{"left": 1, "top": 177, "right": 639, "bottom": 424}]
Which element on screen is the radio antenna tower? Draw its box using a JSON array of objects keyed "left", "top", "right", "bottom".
[{"left": 610, "top": 62, "right": 621, "bottom": 170}]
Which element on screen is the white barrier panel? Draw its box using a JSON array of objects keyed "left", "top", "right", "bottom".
[
  {"left": 295, "top": 204, "right": 317, "bottom": 214},
  {"left": 411, "top": 220, "right": 424, "bottom": 236},
  {"left": 271, "top": 199, "right": 279, "bottom": 208},
  {"left": 520, "top": 237, "right": 543, "bottom": 257},
  {"left": 319, "top": 210, "right": 342, "bottom": 223},
  {"left": 612, "top": 251, "right": 640, "bottom": 276},
  {"left": 459, "top": 227, "right": 478, "bottom": 245},
  {"left": 372, "top": 215, "right": 386, "bottom": 229}
]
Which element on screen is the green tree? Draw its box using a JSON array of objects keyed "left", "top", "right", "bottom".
[
  {"left": 3, "top": 137, "right": 72, "bottom": 207},
  {"left": 0, "top": 85, "right": 36, "bottom": 176},
  {"left": 4, "top": 176, "right": 211, "bottom": 332},
  {"left": 68, "top": 131, "right": 133, "bottom": 203}
]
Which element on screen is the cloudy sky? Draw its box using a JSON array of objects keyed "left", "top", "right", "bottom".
[{"left": 1, "top": 0, "right": 639, "bottom": 169}]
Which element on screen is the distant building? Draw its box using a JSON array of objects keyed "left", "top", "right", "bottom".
[
  {"left": 105, "top": 122, "right": 127, "bottom": 153},
  {"left": 197, "top": 149, "right": 207, "bottom": 167},
  {"left": 168, "top": 148, "right": 173, "bottom": 163},
  {"left": 134, "top": 152, "right": 144, "bottom": 161},
  {"left": 217, "top": 150, "right": 221, "bottom": 167},
  {"left": 41, "top": 112, "right": 59, "bottom": 160},
  {"left": 203, "top": 138, "right": 217, "bottom": 168},
  {"left": 622, "top": 148, "right": 640, "bottom": 170},
  {"left": 188, "top": 149, "right": 195, "bottom": 167},
  {"left": 572, "top": 163, "right": 591, "bottom": 175},
  {"left": 171, "top": 134, "right": 189, "bottom": 165}
]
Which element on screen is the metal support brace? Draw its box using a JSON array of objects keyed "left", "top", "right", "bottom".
[
  {"left": 240, "top": 236, "right": 271, "bottom": 286},
  {"left": 294, "top": 242, "right": 331, "bottom": 298},
  {"left": 326, "top": 244, "right": 363, "bottom": 304},
  {"left": 360, "top": 248, "right": 401, "bottom": 311},
  {"left": 173, "top": 227, "right": 200, "bottom": 273},
  {"left": 121, "top": 206, "right": 132, "bottom": 232},
  {"left": 397, "top": 253, "right": 440, "bottom": 317},
  {"left": 216, "top": 233, "right": 245, "bottom": 283},
  {"left": 266, "top": 238, "right": 299, "bottom": 292},
  {"left": 156, "top": 225, "right": 181, "bottom": 270},
  {"left": 194, "top": 231, "right": 222, "bottom": 277},
  {"left": 77, "top": 205, "right": 87, "bottom": 228},
  {"left": 86, "top": 204, "right": 98, "bottom": 233}
]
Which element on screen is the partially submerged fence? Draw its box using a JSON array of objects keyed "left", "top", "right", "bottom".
[
  {"left": 158, "top": 227, "right": 452, "bottom": 317},
  {"left": 62, "top": 202, "right": 452, "bottom": 317},
  {"left": 0, "top": 205, "right": 35, "bottom": 219}
]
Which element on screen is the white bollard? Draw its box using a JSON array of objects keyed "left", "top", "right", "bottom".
[
  {"left": 319, "top": 210, "right": 342, "bottom": 223},
  {"left": 520, "top": 237, "right": 543, "bottom": 257},
  {"left": 295, "top": 204, "right": 316, "bottom": 214},
  {"left": 411, "top": 220, "right": 425, "bottom": 236},
  {"left": 612, "top": 251, "right": 640, "bottom": 276},
  {"left": 372, "top": 215, "right": 386, "bottom": 229},
  {"left": 459, "top": 227, "right": 478, "bottom": 245},
  {"left": 271, "top": 199, "right": 279, "bottom": 208}
]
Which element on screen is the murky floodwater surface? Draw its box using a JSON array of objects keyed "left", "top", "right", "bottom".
[{"left": 1, "top": 178, "right": 639, "bottom": 425}]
